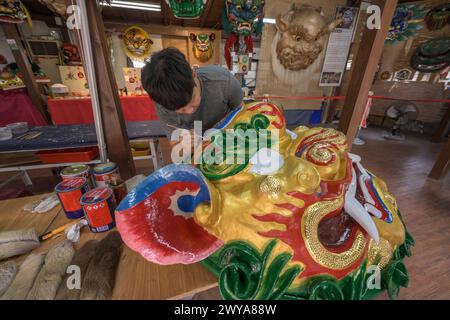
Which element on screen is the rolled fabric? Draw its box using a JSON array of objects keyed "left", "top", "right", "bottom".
[
  {"left": 80, "top": 232, "right": 122, "bottom": 300},
  {"left": 27, "top": 240, "right": 75, "bottom": 300},
  {"left": 1, "top": 253, "right": 45, "bottom": 300},
  {"left": 55, "top": 240, "right": 98, "bottom": 300},
  {"left": 0, "top": 261, "right": 17, "bottom": 296},
  {"left": 0, "top": 229, "right": 40, "bottom": 261}
]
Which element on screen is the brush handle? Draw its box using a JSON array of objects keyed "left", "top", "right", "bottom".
[{"left": 39, "top": 221, "right": 76, "bottom": 241}]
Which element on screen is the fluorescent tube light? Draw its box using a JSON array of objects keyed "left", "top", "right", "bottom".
[
  {"left": 263, "top": 18, "right": 276, "bottom": 24},
  {"left": 100, "top": 0, "right": 161, "bottom": 12}
]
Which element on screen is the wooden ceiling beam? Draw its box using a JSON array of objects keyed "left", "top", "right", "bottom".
[
  {"left": 337, "top": 0, "right": 398, "bottom": 148},
  {"left": 200, "top": 0, "right": 215, "bottom": 28},
  {"left": 84, "top": 0, "right": 136, "bottom": 179},
  {"left": 1, "top": 23, "right": 50, "bottom": 124},
  {"left": 161, "top": 0, "right": 170, "bottom": 26}
]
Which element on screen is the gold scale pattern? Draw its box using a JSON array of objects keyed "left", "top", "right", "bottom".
[{"left": 302, "top": 197, "right": 367, "bottom": 270}]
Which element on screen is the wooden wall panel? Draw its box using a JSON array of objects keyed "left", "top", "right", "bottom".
[
  {"left": 162, "top": 35, "right": 189, "bottom": 58},
  {"left": 255, "top": 0, "right": 347, "bottom": 110}
]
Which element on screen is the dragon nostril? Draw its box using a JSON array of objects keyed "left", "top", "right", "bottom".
[{"left": 318, "top": 211, "right": 354, "bottom": 248}]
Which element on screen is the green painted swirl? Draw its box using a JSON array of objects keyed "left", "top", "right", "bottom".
[
  {"left": 199, "top": 114, "right": 272, "bottom": 181},
  {"left": 201, "top": 211, "right": 414, "bottom": 300}
]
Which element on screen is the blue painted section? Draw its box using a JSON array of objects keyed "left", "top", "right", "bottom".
[
  {"left": 369, "top": 179, "right": 394, "bottom": 224},
  {"left": 215, "top": 105, "right": 243, "bottom": 129},
  {"left": 116, "top": 164, "right": 211, "bottom": 212}
]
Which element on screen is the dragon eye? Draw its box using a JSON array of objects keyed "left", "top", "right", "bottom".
[
  {"left": 236, "top": 5, "right": 242, "bottom": 11},
  {"left": 251, "top": 6, "right": 257, "bottom": 12}
]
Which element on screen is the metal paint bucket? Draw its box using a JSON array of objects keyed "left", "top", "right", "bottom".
[
  {"left": 107, "top": 178, "right": 127, "bottom": 204},
  {"left": 80, "top": 187, "right": 117, "bottom": 233},
  {"left": 61, "top": 164, "right": 94, "bottom": 188},
  {"left": 93, "top": 162, "right": 121, "bottom": 188},
  {"left": 55, "top": 177, "right": 90, "bottom": 219}
]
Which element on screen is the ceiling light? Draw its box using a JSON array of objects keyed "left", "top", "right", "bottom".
[
  {"left": 100, "top": 0, "right": 161, "bottom": 12},
  {"left": 263, "top": 18, "right": 276, "bottom": 24}
]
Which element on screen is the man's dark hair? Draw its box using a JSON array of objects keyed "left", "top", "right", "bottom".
[{"left": 141, "top": 48, "right": 195, "bottom": 111}]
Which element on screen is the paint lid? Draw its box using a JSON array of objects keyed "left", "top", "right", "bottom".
[
  {"left": 61, "top": 164, "right": 90, "bottom": 177},
  {"left": 80, "top": 187, "right": 113, "bottom": 205},
  {"left": 93, "top": 162, "right": 117, "bottom": 174},
  {"left": 55, "top": 177, "right": 87, "bottom": 193}
]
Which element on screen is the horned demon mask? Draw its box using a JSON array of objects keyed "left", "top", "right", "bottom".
[
  {"left": 275, "top": 6, "right": 340, "bottom": 71},
  {"left": 190, "top": 33, "right": 216, "bottom": 62}
]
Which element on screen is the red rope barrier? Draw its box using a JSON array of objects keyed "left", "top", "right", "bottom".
[{"left": 253, "top": 95, "right": 450, "bottom": 103}]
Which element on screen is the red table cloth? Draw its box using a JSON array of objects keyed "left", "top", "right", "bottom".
[
  {"left": 0, "top": 89, "right": 47, "bottom": 127},
  {"left": 48, "top": 95, "right": 159, "bottom": 125}
]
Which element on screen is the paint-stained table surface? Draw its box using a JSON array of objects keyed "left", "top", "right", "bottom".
[{"left": 0, "top": 195, "right": 218, "bottom": 300}]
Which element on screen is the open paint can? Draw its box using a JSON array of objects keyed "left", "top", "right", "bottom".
[
  {"left": 80, "top": 187, "right": 117, "bottom": 233},
  {"left": 107, "top": 178, "right": 127, "bottom": 204},
  {"left": 55, "top": 177, "right": 90, "bottom": 219},
  {"left": 61, "top": 164, "right": 94, "bottom": 188},
  {"left": 93, "top": 162, "right": 121, "bottom": 188}
]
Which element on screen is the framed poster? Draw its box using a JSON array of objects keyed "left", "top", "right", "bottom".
[{"left": 319, "top": 6, "right": 359, "bottom": 87}]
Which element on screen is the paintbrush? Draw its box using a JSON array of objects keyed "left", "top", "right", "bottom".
[{"left": 0, "top": 220, "right": 80, "bottom": 261}]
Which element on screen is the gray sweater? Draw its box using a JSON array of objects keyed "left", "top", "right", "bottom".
[{"left": 155, "top": 65, "right": 243, "bottom": 137}]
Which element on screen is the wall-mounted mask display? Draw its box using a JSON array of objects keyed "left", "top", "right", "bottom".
[
  {"left": 410, "top": 38, "right": 450, "bottom": 73},
  {"left": 272, "top": 5, "right": 340, "bottom": 85},
  {"left": 425, "top": 3, "right": 450, "bottom": 31},
  {"left": 190, "top": 32, "right": 216, "bottom": 62},
  {"left": 386, "top": 5, "right": 426, "bottom": 44},
  {"left": 122, "top": 26, "right": 153, "bottom": 61},
  {"left": 166, "top": 0, "right": 207, "bottom": 19},
  {"left": 223, "top": 0, "right": 266, "bottom": 69},
  {"left": 275, "top": 6, "right": 340, "bottom": 71}
]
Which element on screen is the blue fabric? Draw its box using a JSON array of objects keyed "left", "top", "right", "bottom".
[
  {"left": 0, "top": 121, "right": 167, "bottom": 153},
  {"left": 284, "top": 110, "right": 322, "bottom": 127}
]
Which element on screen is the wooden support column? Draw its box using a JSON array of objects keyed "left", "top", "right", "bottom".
[
  {"left": 338, "top": 0, "right": 397, "bottom": 148},
  {"left": 84, "top": 0, "right": 135, "bottom": 179},
  {"left": 200, "top": 0, "right": 215, "bottom": 28},
  {"left": 431, "top": 104, "right": 450, "bottom": 143},
  {"left": 1, "top": 23, "right": 50, "bottom": 124},
  {"left": 429, "top": 139, "right": 450, "bottom": 180}
]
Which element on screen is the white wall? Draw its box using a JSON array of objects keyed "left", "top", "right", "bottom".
[{"left": 0, "top": 26, "right": 16, "bottom": 66}]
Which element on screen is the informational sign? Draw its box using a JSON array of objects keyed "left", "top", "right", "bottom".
[{"left": 319, "top": 6, "right": 359, "bottom": 87}]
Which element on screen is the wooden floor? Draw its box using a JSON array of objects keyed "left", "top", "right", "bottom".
[
  {"left": 1, "top": 126, "right": 449, "bottom": 300},
  {"left": 195, "top": 127, "right": 450, "bottom": 300}
]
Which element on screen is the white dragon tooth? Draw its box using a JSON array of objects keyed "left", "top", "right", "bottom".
[
  {"left": 365, "top": 203, "right": 383, "bottom": 219},
  {"left": 345, "top": 194, "right": 380, "bottom": 244}
]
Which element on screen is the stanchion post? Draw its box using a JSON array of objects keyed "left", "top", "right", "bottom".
[{"left": 338, "top": 0, "right": 398, "bottom": 149}]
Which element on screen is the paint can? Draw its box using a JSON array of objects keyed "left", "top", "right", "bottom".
[
  {"left": 93, "top": 162, "right": 121, "bottom": 188},
  {"left": 107, "top": 178, "right": 127, "bottom": 204},
  {"left": 55, "top": 177, "right": 90, "bottom": 219},
  {"left": 61, "top": 164, "right": 94, "bottom": 188},
  {"left": 80, "top": 187, "right": 117, "bottom": 233}
]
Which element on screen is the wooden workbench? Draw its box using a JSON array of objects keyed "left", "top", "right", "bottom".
[{"left": 0, "top": 195, "right": 218, "bottom": 300}]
